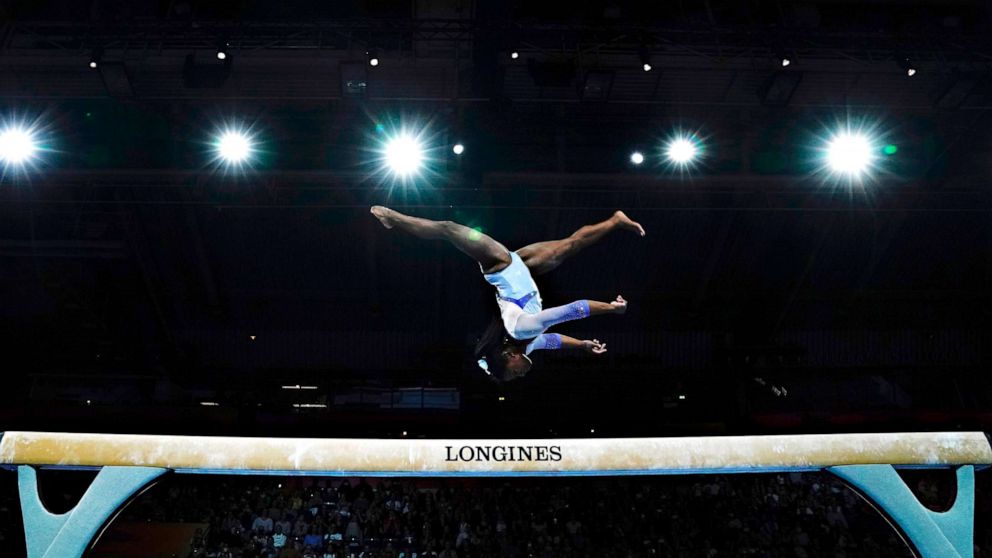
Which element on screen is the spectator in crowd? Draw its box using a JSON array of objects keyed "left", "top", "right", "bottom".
[
  {"left": 344, "top": 515, "right": 362, "bottom": 542},
  {"left": 274, "top": 512, "right": 291, "bottom": 536},
  {"left": 252, "top": 512, "right": 274, "bottom": 535},
  {"left": 272, "top": 525, "right": 288, "bottom": 550},
  {"left": 303, "top": 526, "right": 322, "bottom": 550}
]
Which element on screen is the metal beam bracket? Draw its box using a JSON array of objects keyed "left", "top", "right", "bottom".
[
  {"left": 17, "top": 465, "right": 167, "bottom": 558},
  {"left": 829, "top": 464, "right": 976, "bottom": 558}
]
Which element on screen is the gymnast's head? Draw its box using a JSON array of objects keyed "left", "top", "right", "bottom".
[{"left": 475, "top": 316, "right": 532, "bottom": 382}]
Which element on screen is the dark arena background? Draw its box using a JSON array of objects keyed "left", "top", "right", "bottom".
[{"left": 1, "top": 1, "right": 992, "bottom": 557}]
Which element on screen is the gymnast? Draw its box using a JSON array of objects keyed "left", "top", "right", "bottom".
[{"left": 371, "top": 206, "right": 645, "bottom": 381}]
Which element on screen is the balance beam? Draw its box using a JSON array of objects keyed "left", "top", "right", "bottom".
[
  {"left": 2, "top": 431, "right": 990, "bottom": 558},
  {"left": 1, "top": 430, "right": 990, "bottom": 475}
]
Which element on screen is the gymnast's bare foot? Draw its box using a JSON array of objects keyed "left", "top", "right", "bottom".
[
  {"left": 613, "top": 210, "right": 646, "bottom": 237},
  {"left": 371, "top": 206, "right": 397, "bottom": 229}
]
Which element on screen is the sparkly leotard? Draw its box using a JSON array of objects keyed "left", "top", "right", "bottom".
[{"left": 482, "top": 251, "right": 591, "bottom": 354}]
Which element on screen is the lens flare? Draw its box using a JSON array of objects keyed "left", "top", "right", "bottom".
[
  {"left": 665, "top": 137, "right": 699, "bottom": 165},
  {"left": 811, "top": 118, "right": 890, "bottom": 186},
  {"left": 365, "top": 118, "right": 444, "bottom": 193},
  {"left": 826, "top": 132, "right": 873, "bottom": 176},
  {"left": 217, "top": 132, "right": 252, "bottom": 163},
  {"left": 384, "top": 134, "right": 424, "bottom": 177},
  {"left": 206, "top": 122, "right": 262, "bottom": 172},
  {"left": 216, "top": 131, "right": 253, "bottom": 164},
  {"left": 0, "top": 116, "right": 51, "bottom": 179},
  {"left": 0, "top": 127, "right": 38, "bottom": 165}
]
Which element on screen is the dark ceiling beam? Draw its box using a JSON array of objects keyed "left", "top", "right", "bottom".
[
  {"left": 0, "top": 239, "right": 125, "bottom": 259},
  {"left": 3, "top": 183, "right": 991, "bottom": 214},
  {"left": 3, "top": 168, "right": 987, "bottom": 189},
  {"left": 6, "top": 168, "right": 984, "bottom": 195},
  {"left": 3, "top": 53, "right": 989, "bottom": 112},
  {"left": 5, "top": 20, "right": 990, "bottom": 61}
]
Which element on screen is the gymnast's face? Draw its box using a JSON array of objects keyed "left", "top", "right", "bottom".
[{"left": 502, "top": 348, "right": 533, "bottom": 379}]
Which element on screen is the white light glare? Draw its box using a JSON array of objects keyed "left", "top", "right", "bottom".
[
  {"left": 642, "top": 63, "right": 652, "bottom": 72},
  {"left": 630, "top": 151, "right": 644, "bottom": 165},
  {"left": 453, "top": 143, "right": 465, "bottom": 155},
  {"left": 665, "top": 137, "right": 698, "bottom": 164},
  {"left": 510, "top": 51, "right": 520, "bottom": 59},
  {"left": 385, "top": 134, "right": 424, "bottom": 176},
  {"left": 369, "top": 57, "right": 380, "bottom": 67},
  {"left": 907, "top": 68, "right": 917, "bottom": 77},
  {"left": 826, "top": 132, "right": 873, "bottom": 176},
  {"left": 0, "top": 127, "right": 38, "bottom": 164},
  {"left": 781, "top": 57, "right": 791, "bottom": 67},
  {"left": 89, "top": 61, "right": 98, "bottom": 69},
  {"left": 217, "top": 51, "right": 227, "bottom": 60},
  {"left": 216, "top": 131, "right": 253, "bottom": 163}
]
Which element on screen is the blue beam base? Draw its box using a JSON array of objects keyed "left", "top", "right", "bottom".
[
  {"left": 829, "top": 464, "right": 975, "bottom": 558},
  {"left": 18, "top": 465, "right": 168, "bottom": 558}
]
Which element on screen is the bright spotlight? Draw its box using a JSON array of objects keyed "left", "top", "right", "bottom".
[
  {"left": 216, "top": 51, "right": 227, "bottom": 60},
  {"left": 215, "top": 131, "right": 253, "bottom": 163},
  {"left": 639, "top": 48, "right": 652, "bottom": 73},
  {"left": 89, "top": 47, "right": 103, "bottom": 69},
  {"left": 665, "top": 136, "right": 699, "bottom": 165},
  {"left": 510, "top": 51, "right": 519, "bottom": 60},
  {"left": 781, "top": 57, "right": 791, "bottom": 67},
  {"left": 896, "top": 55, "right": 917, "bottom": 77},
  {"left": 0, "top": 127, "right": 38, "bottom": 165},
  {"left": 826, "top": 132, "right": 873, "bottom": 176},
  {"left": 385, "top": 134, "right": 424, "bottom": 176},
  {"left": 630, "top": 151, "right": 644, "bottom": 165},
  {"left": 452, "top": 143, "right": 465, "bottom": 155}
]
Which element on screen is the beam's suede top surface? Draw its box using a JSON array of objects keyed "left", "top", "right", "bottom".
[{"left": 1, "top": 431, "right": 990, "bottom": 475}]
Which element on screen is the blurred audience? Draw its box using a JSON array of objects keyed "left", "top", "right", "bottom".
[
  {"left": 4, "top": 468, "right": 990, "bottom": 557},
  {"left": 115, "top": 473, "right": 926, "bottom": 557}
]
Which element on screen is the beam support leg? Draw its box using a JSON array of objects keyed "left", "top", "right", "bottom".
[
  {"left": 18, "top": 465, "right": 167, "bottom": 558},
  {"left": 828, "top": 464, "right": 976, "bottom": 558}
]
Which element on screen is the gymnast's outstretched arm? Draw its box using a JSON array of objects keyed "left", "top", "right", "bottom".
[{"left": 526, "top": 333, "right": 608, "bottom": 355}]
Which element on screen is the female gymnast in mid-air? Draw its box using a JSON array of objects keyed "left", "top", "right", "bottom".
[{"left": 370, "top": 206, "right": 646, "bottom": 382}]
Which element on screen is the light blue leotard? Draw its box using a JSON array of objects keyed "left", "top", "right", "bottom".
[{"left": 482, "top": 252, "right": 591, "bottom": 354}]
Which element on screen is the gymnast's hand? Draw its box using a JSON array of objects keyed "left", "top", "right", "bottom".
[
  {"left": 582, "top": 339, "right": 608, "bottom": 354},
  {"left": 610, "top": 295, "right": 628, "bottom": 314}
]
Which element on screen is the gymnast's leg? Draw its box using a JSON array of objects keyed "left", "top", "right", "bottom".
[
  {"left": 371, "top": 206, "right": 511, "bottom": 274},
  {"left": 516, "top": 210, "right": 645, "bottom": 275}
]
